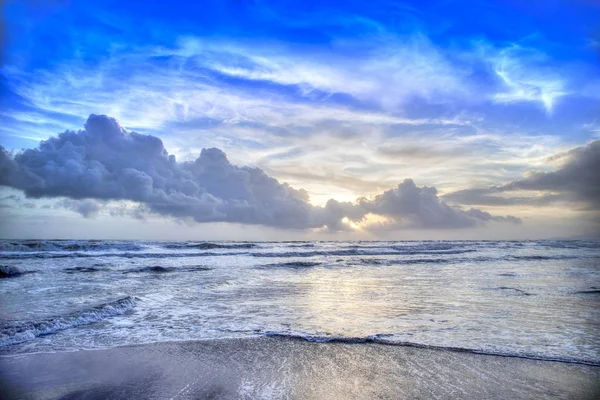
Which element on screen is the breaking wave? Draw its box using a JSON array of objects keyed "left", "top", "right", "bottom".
[
  {"left": 252, "top": 250, "right": 404, "bottom": 258},
  {"left": 261, "top": 332, "right": 600, "bottom": 367},
  {"left": 0, "top": 251, "right": 242, "bottom": 260},
  {"left": 1, "top": 240, "right": 594, "bottom": 265},
  {"left": 0, "top": 240, "right": 144, "bottom": 252},
  {"left": 0, "top": 296, "right": 137, "bottom": 347},
  {"left": 163, "top": 242, "right": 257, "bottom": 250}
]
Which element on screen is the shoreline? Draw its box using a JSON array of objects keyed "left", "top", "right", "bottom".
[
  {"left": 3, "top": 334, "right": 598, "bottom": 368},
  {"left": 1, "top": 337, "right": 599, "bottom": 399}
]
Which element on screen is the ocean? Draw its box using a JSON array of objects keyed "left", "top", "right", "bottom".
[{"left": 1, "top": 239, "right": 599, "bottom": 366}]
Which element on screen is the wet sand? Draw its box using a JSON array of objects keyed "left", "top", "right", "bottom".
[{"left": 1, "top": 337, "right": 599, "bottom": 399}]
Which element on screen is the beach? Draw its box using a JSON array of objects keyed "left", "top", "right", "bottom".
[
  {"left": 2, "top": 337, "right": 599, "bottom": 399},
  {"left": 1, "top": 239, "right": 599, "bottom": 398}
]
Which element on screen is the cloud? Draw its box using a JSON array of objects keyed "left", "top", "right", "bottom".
[
  {"left": 189, "top": 34, "right": 471, "bottom": 110},
  {"left": 0, "top": 114, "right": 315, "bottom": 228},
  {"left": 443, "top": 140, "right": 600, "bottom": 209},
  {"left": 376, "top": 144, "right": 474, "bottom": 161},
  {"left": 58, "top": 199, "right": 103, "bottom": 218},
  {"left": 0, "top": 114, "right": 519, "bottom": 231},
  {"left": 443, "top": 190, "right": 568, "bottom": 207},
  {"left": 356, "top": 179, "right": 520, "bottom": 229},
  {"left": 488, "top": 44, "right": 567, "bottom": 113},
  {"left": 3, "top": 25, "right": 597, "bottom": 208},
  {"left": 502, "top": 140, "right": 600, "bottom": 207}
]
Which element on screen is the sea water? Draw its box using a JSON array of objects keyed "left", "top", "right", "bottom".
[{"left": 1, "top": 240, "right": 599, "bottom": 365}]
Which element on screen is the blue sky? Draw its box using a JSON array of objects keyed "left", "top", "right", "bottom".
[{"left": 1, "top": 0, "right": 599, "bottom": 239}]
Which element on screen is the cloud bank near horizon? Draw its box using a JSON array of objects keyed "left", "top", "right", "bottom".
[
  {"left": 443, "top": 140, "right": 600, "bottom": 211},
  {"left": 0, "top": 114, "right": 521, "bottom": 231}
]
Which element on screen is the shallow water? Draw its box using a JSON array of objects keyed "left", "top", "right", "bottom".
[
  {"left": 1, "top": 240, "right": 599, "bottom": 364},
  {"left": 4, "top": 338, "right": 600, "bottom": 400}
]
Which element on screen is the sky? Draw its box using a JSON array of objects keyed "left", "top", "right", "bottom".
[{"left": 0, "top": 0, "right": 599, "bottom": 240}]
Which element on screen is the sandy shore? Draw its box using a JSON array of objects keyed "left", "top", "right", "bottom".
[{"left": 1, "top": 337, "right": 599, "bottom": 399}]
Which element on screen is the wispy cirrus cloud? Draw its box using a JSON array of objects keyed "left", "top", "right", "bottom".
[
  {"left": 2, "top": 30, "right": 589, "bottom": 199},
  {"left": 484, "top": 44, "right": 568, "bottom": 113}
]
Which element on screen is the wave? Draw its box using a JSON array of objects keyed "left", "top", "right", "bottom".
[
  {"left": 259, "top": 261, "right": 322, "bottom": 269},
  {"left": 0, "top": 265, "right": 35, "bottom": 278},
  {"left": 64, "top": 266, "right": 103, "bottom": 273},
  {"left": 4, "top": 250, "right": 585, "bottom": 264},
  {"left": 345, "top": 254, "right": 581, "bottom": 265},
  {"left": 251, "top": 250, "right": 405, "bottom": 258},
  {"left": 253, "top": 248, "right": 581, "bottom": 259},
  {"left": 122, "top": 265, "right": 212, "bottom": 274},
  {"left": 354, "top": 257, "right": 463, "bottom": 266},
  {"left": 507, "top": 255, "right": 577, "bottom": 261},
  {"left": 1, "top": 240, "right": 593, "bottom": 263},
  {"left": 260, "top": 332, "right": 600, "bottom": 367},
  {"left": 392, "top": 249, "right": 477, "bottom": 255},
  {"left": 162, "top": 242, "right": 257, "bottom": 250},
  {"left": 392, "top": 242, "right": 462, "bottom": 251},
  {"left": 574, "top": 289, "right": 600, "bottom": 295},
  {"left": 2, "top": 239, "right": 597, "bottom": 254},
  {"left": 253, "top": 247, "right": 479, "bottom": 258},
  {"left": 0, "top": 251, "right": 242, "bottom": 260},
  {"left": 0, "top": 296, "right": 136, "bottom": 347},
  {"left": 538, "top": 240, "right": 600, "bottom": 249},
  {"left": 123, "top": 265, "right": 174, "bottom": 274},
  {"left": 0, "top": 240, "right": 144, "bottom": 252}
]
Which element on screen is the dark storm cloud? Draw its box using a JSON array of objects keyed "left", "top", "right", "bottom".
[
  {"left": 0, "top": 114, "right": 520, "bottom": 230},
  {"left": 443, "top": 140, "right": 600, "bottom": 209}
]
